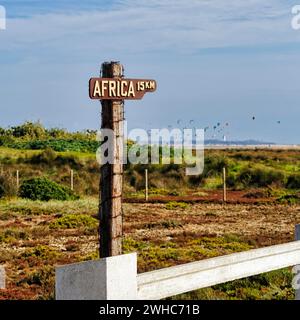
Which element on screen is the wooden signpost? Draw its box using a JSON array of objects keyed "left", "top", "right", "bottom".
[
  {"left": 89, "top": 78, "right": 156, "bottom": 100},
  {"left": 89, "top": 61, "right": 156, "bottom": 258}
]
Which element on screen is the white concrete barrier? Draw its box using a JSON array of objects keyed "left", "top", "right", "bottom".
[
  {"left": 0, "top": 265, "right": 5, "bottom": 289},
  {"left": 137, "top": 241, "right": 300, "bottom": 300},
  {"left": 56, "top": 253, "right": 137, "bottom": 300},
  {"left": 0, "top": 266, "right": 6, "bottom": 289}
]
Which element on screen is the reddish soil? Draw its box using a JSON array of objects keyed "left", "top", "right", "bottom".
[{"left": 124, "top": 190, "right": 275, "bottom": 204}]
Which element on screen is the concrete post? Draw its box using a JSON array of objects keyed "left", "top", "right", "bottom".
[
  {"left": 0, "top": 265, "right": 5, "bottom": 289},
  {"left": 295, "top": 224, "right": 300, "bottom": 300},
  {"left": 55, "top": 253, "right": 137, "bottom": 300}
]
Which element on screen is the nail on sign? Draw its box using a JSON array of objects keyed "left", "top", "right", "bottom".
[{"left": 89, "top": 78, "right": 157, "bottom": 100}]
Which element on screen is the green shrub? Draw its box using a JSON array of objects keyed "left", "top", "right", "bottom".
[
  {"left": 204, "top": 155, "right": 227, "bottom": 174},
  {"left": 166, "top": 201, "right": 189, "bottom": 210},
  {"left": 0, "top": 172, "right": 18, "bottom": 198},
  {"left": 5, "top": 139, "right": 99, "bottom": 153},
  {"left": 161, "top": 220, "right": 183, "bottom": 228},
  {"left": 188, "top": 174, "right": 203, "bottom": 187},
  {"left": 49, "top": 214, "right": 98, "bottom": 229},
  {"left": 226, "top": 173, "right": 238, "bottom": 188},
  {"left": 168, "top": 190, "right": 179, "bottom": 196},
  {"left": 22, "top": 245, "right": 60, "bottom": 261},
  {"left": 243, "top": 189, "right": 271, "bottom": 199},
  {"left": 149, "top": 188, "right": 169, "bottom": 195},
  {"left": 54, "top": 155, "right": 83, "bottom": 168},
  {"left": 22, "top": 266, "right": 54, "bottom": 289},
  {"left": 11, "top": 121, "right": 46, "bottom": 139},
  {"left": 232, "top": 153, "right": 253, "bottom": 161},
  {"left": 129, "top": 175, "right": 136, "bottom": 187},
  {"left": 286, "top": 174, "right": 300, "bottom": 189},
  {"left": 276, "top": 193, "right": 300, "bottom": 205},
  {"left": 0, "top": 229, "right": 29, "bottom": 243},
  {"left": 228, "top": 167, "right": 285, "bottom": 188},
  {"left": 0, "top": 135, "right": 15, "bottom": 147},
  {"left": 143, "top": 220, "right": 183, "bottom": 229},
  {"left": 19, "top": 177, "right": 79, "bottom": 201},
  {"left": 29, "top": 148, "right": 57, "bottom": 165},
  {"left": 159, "top": 163, "right": 181, "bottom": 174}
]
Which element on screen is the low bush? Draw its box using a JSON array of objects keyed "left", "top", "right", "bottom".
[
  {"left": 188, "top": 174, "right": 204, "bottom": 187},
  {"left": 228, "top": 167, "right": 285, "bottom": 189},
  {"left": 0, "top": 172, "right": 18, "bottom": 198},
  {"left": 22, "top": 245, "right": 60, "bottom": 261},
  {"left": 49, "top": 214, "right": 98, "bottom": 229},
  {"left": 29, "top": 148, "right": 57, "bottom": 165},
  {"left": 204, "top": 155, "right": 227, "bottom": 174},
  {"left": 19, "top": 177, "right": 79, "bottom": 201},
  {"left": 243, "top": 189, "right": 271, "bottom": 199},
  {"left": 166, "top": 201, "right": 189, "bottom": 210},
  {"left": 22, "top": 266, "right": 54, "bottom": 288},
  {"left": 286, "top": 174, "right": 300, "bottom": 189},
  {"left": 143, "top": 220, "right": 183, "bottom": 229},
  {"left": 149, "top": 188, "right": 170, "bottom": 196},
  {"left": 0, "top": 229, "right": 29, "bottom": 243},
  {"left": 276, "top": 193, "right": 300, "bottom": 205},
  {"left": 5, "top": 139, "right": 99, "bottom": 153}
]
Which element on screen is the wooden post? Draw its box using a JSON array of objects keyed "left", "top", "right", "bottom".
[
  {"left": 223, "top": 167, "right": 227, "bottom": 203},
  {"left": 99, "top": 61, "right": 124, "bottom": 258},
  {"left": 295, "top": 224, "right": 300, "bottom": 300},
  {"left": 70, "top": 170, "right": 74, "bottom": 191},
  {"left": 145, "top": 169, "right": 149, "bottom": 202},
  {"left": 16, "top": 170, "right": 19, "bottom": 190}
]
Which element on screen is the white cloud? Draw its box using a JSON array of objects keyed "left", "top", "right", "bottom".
[{"left": 0, "top": 0, "right": 298, "bottom": 58}]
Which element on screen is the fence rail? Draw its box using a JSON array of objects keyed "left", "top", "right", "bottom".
[{"left": 137, "top": 240, "right": 300, "bottom": 300}]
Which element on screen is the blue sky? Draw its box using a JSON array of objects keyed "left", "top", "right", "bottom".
[{"left": 0, "top": 0, "right": 300, "bottom": 143}]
